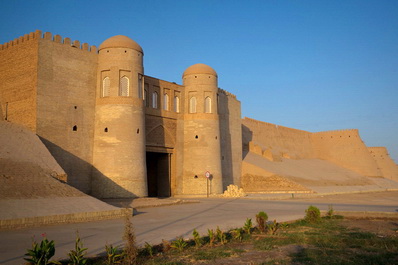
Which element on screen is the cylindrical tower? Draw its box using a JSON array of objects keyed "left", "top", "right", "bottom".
[
  {"left": 182, "top": 63, "right": 223, "bottom": 195},
  {"left": 91, "top": 35, "right": 147, "bottom": 198}
]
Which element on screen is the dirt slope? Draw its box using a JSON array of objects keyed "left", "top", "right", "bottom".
[
  {"left": 0, "top": 121, "right": 84, "bottom": 199},
  {"left": 242, "top": 151, "right": 398, "bottom": 193}
]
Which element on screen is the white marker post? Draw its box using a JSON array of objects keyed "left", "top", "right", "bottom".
[{"left": 205, "top": 171, "right": 210, "bottom": 197}]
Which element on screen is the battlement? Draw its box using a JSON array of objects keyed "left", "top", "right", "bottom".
[
  {"left": 242, "top": 117, "right": 311, "bottom": 134},
  {"left": 218, "top": 88, "right": 237, "bottom": 99},
  {"left": 313, "top": 128, "right": 358, "bottom": 136},
  {"left": 0, "top": 30, "right": 97, "bottom": 53}
]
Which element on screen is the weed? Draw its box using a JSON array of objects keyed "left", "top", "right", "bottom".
[
  {"left": 305, "top": 205, "right": 321, "bottom": 223},
  {"left": 123, "top": 211, "right": 137, "bottom": 265},
  {"left": 171, "top": 237, "right": 187, "bottom": 252},
  {"left": 256, "top": 211, "right": 268, "bottom": 233},
  {"left": 67, "top": 231, "right": 87, "bottom": 265},
  {"left": 243, "top": 218, "right": 253, "bottom": 235},
  {"left": 105, "top": 244, "right": 123, "bottom": 265}
]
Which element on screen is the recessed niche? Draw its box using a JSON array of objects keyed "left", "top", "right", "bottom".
[
  {"left": 104, "top": 127, "right": 108, "bottom": 132},
  {"left": 73, "top": 125, "right": 77, "bottom": 131},
  {"left": 195, "top": 135, "right": 198, "bottom": 139},
  {"left": 137, "top": 128, "right": 140, "bottom": 134},
  {"left": 74, "top": 106, "right": 77, "bottom": 109},
  {"left": 194, "top": 175, "right": 198, "bottom": 179}
]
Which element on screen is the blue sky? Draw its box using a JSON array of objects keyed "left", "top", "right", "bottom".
[{"left": 1, "top": 0, "right": 397, "bottom": 162}]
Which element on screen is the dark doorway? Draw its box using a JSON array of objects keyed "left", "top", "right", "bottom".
[{"left": 146, "top": 152, "right": 171, "bottom": 197}]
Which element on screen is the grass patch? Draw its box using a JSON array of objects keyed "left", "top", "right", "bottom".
[{"left": 60, "top": 217, "right": 398, "bottom": 264}]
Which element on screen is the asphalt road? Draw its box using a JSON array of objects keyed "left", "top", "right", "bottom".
[{"left": 1, "top": 191, "right": 397, "bottom": 264}]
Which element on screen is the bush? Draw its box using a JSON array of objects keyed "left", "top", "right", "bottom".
[
  {"left": 192, "top": 229, "right": 202, "bottom": 248},
  {"left": 24, "top": 235, "right": 60, "bottom": 265},
  {"left": 67, "top": 231, "right": 87, "bottom": 265},
  {"left": 171, "top": 237, "right": 187, "bottom": 252},
  {"left": 243, "top": 218, "right": 253, "bottom": 235},
  {"left": 105, "top": 244, "right": 123, "bottom": 264},
  {"left": 256, "top": 211, "right": 268, "bottom": 233},
  {"left": 305, "top": 205, "right": 321, "bottom": 223}
]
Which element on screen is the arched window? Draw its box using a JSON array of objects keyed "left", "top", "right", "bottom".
[
  {"left": 152, "top": 92, "right": 158, "bottom": 108},
  {"left": 205, "top": 96, "right": 212, "bottom": 113},
  {"left": 102, "top": 77, "right": 110, "bottom": 97},
  {"left": 174, "top": 96, "right": 180, "bottom": 113},
  {"left": 163, "top": 93, "right": 169, "bottom": 111},
  {"left": 189, "top": 97, "right": 197, "bottom": 113},
  {"left": 119, "top": 76, "right": 129, "bottom": 96}
]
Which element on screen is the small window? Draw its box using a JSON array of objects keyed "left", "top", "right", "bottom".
[
  {"left": 174, "top": 96, "right": 180, "bottom": 113},
  {"left": 119, "top": 76, "right": 129, "bottom": 96},
  {"left": 189, "top": 97, "right": 197, "bottom": 113},
  {"left": 152, "top": 92, "right": 158, "bottom": 108},
  {"left": 144, "top": 89, "right": 149, "bottom": 107},
  {"left": 73, "top": 125, "right": 77, "bottom": 131},
  {"left": 205, "top": 96, "right": 212, "bottom": 113},
  {"left": 163, "top": 93, "right": 169, "bottom": 111},
  {"left": 102, "top": 77, "right": 110, "bottom": 97},
  {"left": 138, "top": 74, "right": 143, "bottom": 99}
]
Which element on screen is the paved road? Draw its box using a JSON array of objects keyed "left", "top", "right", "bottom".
[{"left": 1, "top": 191, "right": 397, "bottom": 264}]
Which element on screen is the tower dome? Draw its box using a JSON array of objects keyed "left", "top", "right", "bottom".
[
  {"left": 183, "top": 63, "right": 217, "bottom": 77},
  {"left": 99, "top": 35, "right": 143, "bottom": 53}
]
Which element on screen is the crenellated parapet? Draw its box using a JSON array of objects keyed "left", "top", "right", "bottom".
[
  {"left": 0, "top": 30, "right": 97, "bottom": 53},
  {"left": 313, "top": 129, "right": 360, "bottom": 140},
  {"left": 218, "top": 88, "right": 236, "bottom": 99},
  {"left": 242, "top": 117, "right": 311, "bottom": 135}
]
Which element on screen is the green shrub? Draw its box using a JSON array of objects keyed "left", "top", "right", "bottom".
[
  {"left": 208, "top": 229, "right": 216, "bottom": 246},
  {"left": 144, "top": 242, "right": 154, "bottom": 258},
  {"left": 105, "top": 244, "right": 123, "bottom": 264},
  {"left": 232, "top": 228, "right": 244, "bottom": 242},
  {"left": 171, "top": 237, "right": 187, "bottom": 252},
  {"left": 216, "top": 226, "right": 227, "bottom": 245},
  {"left": 267, "top": 220, "right": 280, "bottom": 235},
  {"left": 24, "top": 235, "right": 60, "bottom": 265},
  {"left": 305, "top": 205, "right": 321, "bottom": 223},
  {"left": 326, "top": 205, "right": 334, "bottom": 219},
  {"left": 67, "top": 231, "right": 87, "bottom": 265},
  {"left": 192, "top": 229, "right": 202, "bottom": 248},
  {"left": 243, "top": 218, "right": 253, "bottom": 235},
  {"left": 256, "top": 211, "right": 268, "bottom": 233}
]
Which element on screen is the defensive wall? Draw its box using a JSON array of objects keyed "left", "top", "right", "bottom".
[
  {"left": 368, "top": 147, "right": 398, "bottom": 181},
  {"left": 312, "top": 129, "right": 381, "bottom": 177},
  {"left": 0, "top": 30, "right": 99, "bottom": 193},
  {"left": 218, "top": 88, "right": 242, "bottom": 190},
  {"left": 242, "top": 117, "right": 314, "bottom": 160},
  {"left": 0, "top": 30, "right": 40, "bottom": 131},
  {"left": 242, "top": 117, "right": 393, "bottom": 179}
]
